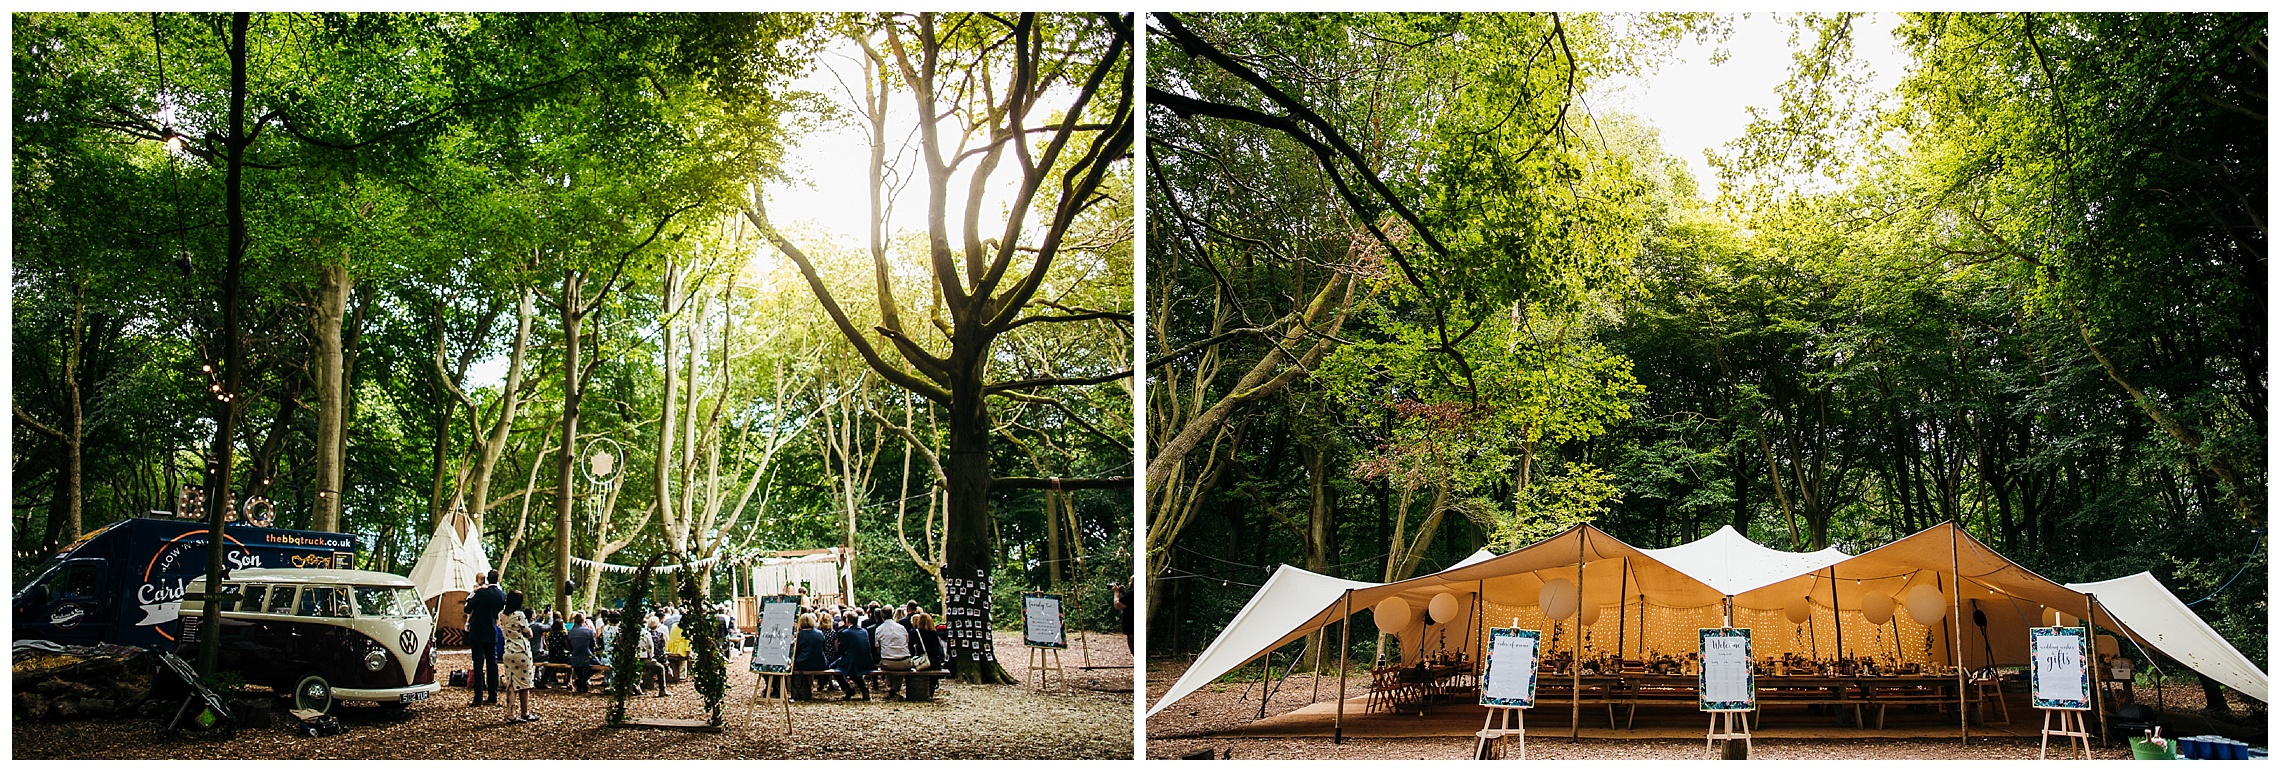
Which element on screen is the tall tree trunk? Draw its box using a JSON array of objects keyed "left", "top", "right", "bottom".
[
  {"left": 1301, "top": 441, "right": 1332, "bottom": 668},
  {"left": 15, "top": 281, "right": 87, "bottom": 552},
  {"left": 467, "top": 286, "right": 534, "bottom": 527},
  {"left": 312, "top": 261, "right": 350, "bottom": 531},
  {"left": 196, "top": 12, "right": 251, "bottom": 678},
  {"left": 942, "top": 348, "right": 1011, "bottom": 683},
  {"left": 554, "top": 270, "right": 584, "bottom": 614},
  {"left": 656, "top": 258, "right": 681, "bottom": 550}
]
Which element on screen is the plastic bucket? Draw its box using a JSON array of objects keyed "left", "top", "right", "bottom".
[{"left": 2129, "top": 738, "right": 2175, "bottom": 760}]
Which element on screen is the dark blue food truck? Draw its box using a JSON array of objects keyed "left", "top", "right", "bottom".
[{"left": 12, "top": 517, "right": 358, "bottom": 649}]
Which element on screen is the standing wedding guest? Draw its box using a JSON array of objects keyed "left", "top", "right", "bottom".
[
  {"left": 499, "top": 590, "right": 538, "bottom": 722},
  {"left": 462, "top": 570, "right": 507, "bottom": 706}
]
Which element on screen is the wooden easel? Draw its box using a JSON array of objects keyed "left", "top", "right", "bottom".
[
  {"left": 1706, "top": 709, "right": 1753, "bottom": 759},
  {"left": 1027, "top": 645, "right": 1065, "bottom": 692},
  {"left": 2039, "top": 708, "right": 2092, "bottom": 759},
  {"left": 745, "top": 671, "right": 793, "bottom": 733},
  {"left": 1475, "top": 706, "right": 1528, "bottom": 759}
]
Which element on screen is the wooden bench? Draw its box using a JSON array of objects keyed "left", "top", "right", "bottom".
[
  {"left": 781, "top": 670, "right": 842, "bottom": 701},
  {"left": 869, "top": 669, "right": 952, "bottom": 701}
]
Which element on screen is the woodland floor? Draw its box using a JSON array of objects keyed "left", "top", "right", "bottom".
[
  {"left": 14, "top": 631, "right": 1132, "bottom": 760},
  {"left": 1145, "top": 656, "right": 2266, "bottom": 760}
]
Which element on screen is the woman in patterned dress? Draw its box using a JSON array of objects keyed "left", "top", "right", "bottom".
[{"left": 499, "top": 590, "right": 537, "bottom": 722}]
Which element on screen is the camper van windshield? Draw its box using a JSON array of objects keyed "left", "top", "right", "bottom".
[{"left": 354, "top": 586, "right": 426, "bottom": 619}]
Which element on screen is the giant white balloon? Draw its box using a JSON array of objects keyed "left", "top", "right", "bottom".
[
  {"left": 1374, "top": 596, "right": 1415, "bottom": 630},
  {"left": 1579, "top": 602, "right": 1602, "bottom": 627},
  {"left": 1428, "top": 592, "right": 1461, "bottom": 625},
  {"left": 2096, "top": 634, "right": 2119, "bottom": 657},
  {"left": 1903, "top": 584, "right": 1948, "bottom": 627},
  {"left": 1784, "top": 595, "right": 1813, "bottom": 624},
  {"left": 1539, "top": 578, "right": 1579, "bottom": 621},
  {"left": 1861, "top": 592, "right": 1895, "bottom": 625}
]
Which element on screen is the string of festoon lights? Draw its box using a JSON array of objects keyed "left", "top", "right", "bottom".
[{"left": 194, "top": 344, "right": 234, "bottom": 404}]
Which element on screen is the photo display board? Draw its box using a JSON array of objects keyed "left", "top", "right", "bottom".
[
  {"left": 1479, "top": 627, "right": 1540, "bottom": 708},
  {"left": 2030, "top": 626, "right": 2090, "bottom": 709},
  {"left": 1698, "top": 628, "right": 1754, "bottom": 711},
  {"left": 749, "top": 594, "right": 799, "bottom": 673},
  {"left": 1022, "top": 591, "right": 1066, "bottom": 649}
]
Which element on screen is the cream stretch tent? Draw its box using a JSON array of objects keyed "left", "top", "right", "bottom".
[
  {"left": 1737, "top": 522, "right": 2129, "bottom": 671},
  {"left": 1149, "top": 524, "right": 1768, "bottom": 717},
  {"left": 2068, "top": 573, "right": 2266, "bottom": 702},
  {"left": 1151, "top": 521, "right": 2267, "bottom": 719},
  {"left": 407, "top": 510, "right": 492, "bottom": 645}
]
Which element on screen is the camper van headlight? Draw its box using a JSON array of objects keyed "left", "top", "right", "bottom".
[{"left": 364, "top": 648, "right": 389, "bottom": 671}]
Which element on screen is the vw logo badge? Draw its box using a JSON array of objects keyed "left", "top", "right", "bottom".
[{"left": 400, "top": 629, "right": 419, "bottom": 655}]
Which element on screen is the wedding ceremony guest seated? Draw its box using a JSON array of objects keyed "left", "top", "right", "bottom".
[
  {"left": 834, "top": 611, "right": 874, "bottom": 700},
  {"left": 873, "top": 609, "right": 917, "bottom": 698},
  {"left": 637, "top": 616, "right": 671, "bottom": 697},
  {"left": 910, "top": 611, "right": 947, "bottom": 672},
  {"left": 665, "top": 612, "right": 692, "bottom": 682},
  {"left": 541, "top": 618, "right": 570, "bottom": 688},
  {"left": 792, "top": 613, "right": 836, "bottom": 699},
  {"left": 566, "top": 612, "right": 598, "bottom": 693},
  {"left": 597, "top": 609, "right": 620, "bottom": 668}
]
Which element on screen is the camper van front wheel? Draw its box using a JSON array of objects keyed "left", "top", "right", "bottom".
[{"left": 292, "top": 674, "right": 332, "bottom": 714}]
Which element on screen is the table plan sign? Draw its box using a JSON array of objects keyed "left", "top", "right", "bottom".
[
  {"left": 1022, "top": 591, "right": 1066, "bottom": 649},
  {"left": 1480, "top": 628, "right": 1540, "bottom": 708},
  {"left": 2030, "top": 626, "right": 2090, "bottom": 709},
  {"left": 748, "top": 594, "right": 799, "bottom": 673},
  {"left": 1698, "top": 628, "right": 1755, "bottom": 711}
]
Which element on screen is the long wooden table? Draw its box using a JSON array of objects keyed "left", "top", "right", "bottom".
[{"left": 1529, "top": 672, "right": 1973, "bottom": 731}]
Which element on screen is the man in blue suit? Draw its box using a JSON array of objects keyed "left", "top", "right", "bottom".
[
  {"left": 565, "top": 612, "right": 599, "bottom": 693},
  {"left": 462, "top": 570, "right": 507, "bottom": 705}
]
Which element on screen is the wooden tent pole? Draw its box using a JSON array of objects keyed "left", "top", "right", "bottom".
[
  {"left": 1259, "top": 651, "right": 1271, "bottom": 720},
  {"left": 2084, "top": 592, "right": 2108, "bottom": 747},
  {"left": 1950, "top": 524, "right": 1968, "bottom": 744},
  {"left": 1472, "top": 579, "right": 1484, "bottom": 678},
  {"left": 1830, "top": 569, "right": 1844, "bottom": 664},
  {"left": 1335, "top": 590, "right": 1351, "bottom": 744},
  {"left": 1617, "top": 557, "right": 1630, "bottom": 661},
  {"left": 1573, "top": 527, "right": 1584, "bottom": 739}
]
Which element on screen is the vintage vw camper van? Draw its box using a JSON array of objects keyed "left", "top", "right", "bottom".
[{"left": 177, "top": 568, "right": 439, "bottom": 714}]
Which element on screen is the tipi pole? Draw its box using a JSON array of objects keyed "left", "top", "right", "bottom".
[{"left": 1950, "top": 524, "right": 1967, "bottom": 745}]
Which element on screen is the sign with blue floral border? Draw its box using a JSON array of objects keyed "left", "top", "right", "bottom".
[
  {"left": 748, "top": 594, "right": 800, "bottom": 673},
  {"left": 1479, "top": 628, "right": 1540, "bottom": 708},
  {"left": 1699, "top": 627, "right": 1754, "bottom": 711},
  {"left": 2030, "top": 626, "right": 2091, "bottom": 710}
]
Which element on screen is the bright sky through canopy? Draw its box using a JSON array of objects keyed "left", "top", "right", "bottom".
[
  {"left": 759, "top": 35, "right": 1039, "bottom": 272},
  {"left": 1592, "top": 12, "right": 1911, "bottom": 195}
]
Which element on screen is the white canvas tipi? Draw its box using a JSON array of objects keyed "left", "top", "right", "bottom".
[{"left": 408, "top": 510, "right": 492, "bottom": 646}]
